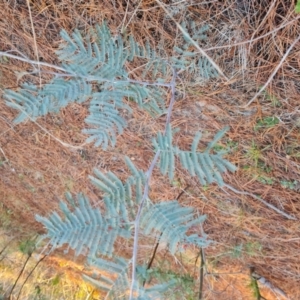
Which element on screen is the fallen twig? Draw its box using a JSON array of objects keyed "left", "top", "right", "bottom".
[
  {"left": 243, "top": 35, "right": 300, "bottom": 108},
  {"left": 251, "top": 267, "right": 289, "bottom": 300},
  {"left": 223, "top": 184, "right": 297, "bottom": 220}
]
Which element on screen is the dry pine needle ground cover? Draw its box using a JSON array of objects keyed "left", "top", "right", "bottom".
[{"left": 0, "top": 0, "right": 300, "bottom": 299}]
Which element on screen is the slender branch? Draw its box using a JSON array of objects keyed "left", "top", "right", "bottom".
[
  {"left": 129, "top": 67, "right": 178, "bottom": 299},
  {"left": 198, "top": 248, "right": 205, "bottom": 300},
  {"left": 129, "top": 150, "right": 161, "bottom": 299},
  {"left": 26, "top": 0, "right": 42, "bottom": 87},
  {"left": 0, "top": 51, "right": 67, "bottom": 72},
  {"left": 16, "top": 255, "right": 47, "bottom": 300},
  {"left": 223, "top": 184, "right": 296, "bottom": 220},
  {"left": 146, "top": 240, "right": 160, "bottom": 272},
  {"left": 249, "top": 267, "right": 267, "bottom": 300},
  {"left": 176, "top": 185, "right": 190, "bottom": 201},
  {"left": 0, "top": 51, "right": 172, "bottom": 88},
  {"left": 164, "top": 68, "right": 177, "bottom": 130},
  {"left": 8, "top": 253, "right": 32, "bottom": 298},
  {"left": 142, "top": 183, "right": 189, "bottom": 287},
  {"left": 142, "top": 233, "right": 162, "bottom": 287},
  {"left": 0, "top": 238, "right": 14, "bottom": 257}
]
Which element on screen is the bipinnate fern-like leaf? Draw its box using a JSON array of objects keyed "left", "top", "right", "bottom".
[
  {"left": 56, "top": 23, "right": 127, "bottom": 79},
  {"left": 88, "top": 157, "right": 210, "bottom": 253},
  {"left": 57, "top": 21, "right": 170, "bottom": 90},
  {"left": 125, "top": 20, "right": 218, "bottom": 81},
  {"left": 83, "top": 81, "right": 166, "bottom": 149},
  {"left": 35, "top": 193, "right": 130, "bottom": 257},
  {"left": 127, "top": 38, "right": 170, "bottom": 81},
  {"left": 126, "top": 18, "right": 219, "bottom": 81},
  {"left": 4, "top": 79, "right": 91, "bottom": 123},
  {"left": 4, "top": 21, "right": 218, "bottom": 148},
  {"left": 83, "top": 256, "right": 176, "bottom": 299},
  {"left": 83, "top": 257, "right": 130, "bottom": 298},
  {"left": 89, "top": 156, "right": 146, "bottom": 222},
  {"left": 4, "top": 22, "right": 168, "bottom": 149},
  {"left": 141, "top": 201, "right": 209, "bottom": 254},
  {"left": 36, "top": 158, "right": 210, "bottom": 295},
  {"left": 153, "top": 125, "right": 237, "bottom": 186},
  {"left": 172, "top": 21, "right": 219, "bottom": 79}
]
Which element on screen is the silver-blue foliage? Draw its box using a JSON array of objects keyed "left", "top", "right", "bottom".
[
  {"left": 4, "top": 21, "right": 218, "bottom": 149},
  {"left": 36, "top": 157, "right": 209, "bottom": 298},
  {"left": 4, "top": 79, "right": 91, "bottom": 123},
  {"left": 4, "top": 22, "right": 168, "bottom": 149},
  {"left": 36, "top": 158, "right": 210, "bottom": 255},
  {"left": 83, "top": 256, "right": 176, "bottom": 299},
  {"left": 141, "top": 200, "right": 209, "bottom": 254},
  {"left": 18, "top": 20, "right": 229, "bottom": 298},
  {"left": 35, "top": 193, "right": 130, "bottom": 258},
  {"left": 89, "top": 157, "right": 209, "bottom": 254},
  {"left": 153, "top": 125, "right": 237, "bottom": 186}
]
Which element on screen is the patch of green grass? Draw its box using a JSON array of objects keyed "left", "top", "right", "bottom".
[
  {"left": 52, "top": 274, "right": 61, "bottom": 286},
  {"left": 229, "top": 243, "right": 243, "bottom": 258},
  {"left": 262, "top": 90, "right": 281, "bottom": 107},
  {"left": 245, "top": 141, "right": 262, "bottom": 168},
  {"left": 0, "top": 56, "right": 9, "bottom": 64},
  {"left": 213, "top": 144, "right": 225, "bottom": 152},
  {"left": 171, "top": 179, "right": 181, "bottom": 187},
  {"left": 257, "top": 161, "right": 272, "bottom": 173},
  {"left": 257, "top": 175, "right": 274, "bottom": 185},
  {"left": 228, "top": 241, "right": 262, "bottom": 259},
  {"left": 19, "top": 238, "right": 36, "bottom": 255},
  {"left": 254, "top": 116, "right": 279, "bottom": 131},
  {"left": 280, "top": 180, "right": 298, "bottom": 190},
  {"left": 201, "top": 185, "right": 209, "bottom": 191},
  {"left": 295, "top": 0, "right": 300, "bottom": 13},
  {"left": 243, "top": 158, "right": 275, "bottom": 186},
  {"left": 226, "top": 140, "right": 239, "bottom": 151},
  {"left": 245, "top": 241, "right": 262, "bottom": 256},
  {"left": 213, "top": 140, "right": 239, "bottom": 153},
  {"left": 244, "top": 141, "right": 272, "bottom": 171}
]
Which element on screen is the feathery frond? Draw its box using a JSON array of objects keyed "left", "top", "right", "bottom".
[
  {"left": 153, "top": 125, "right": 237, "bottom": 186},
  {"left": 172, "top": 21, "right": 219, "bottom": 79},
  {"left": 141, "top": 200, "right": 209, "bottom": 254},
  {"left": 89, "top": 157, "right": 210, "bottom": 253},
  {"left": 38, "top": 156, "right": 209, "bottom": 256},
  {"left": 36, "top": 156, "right": 211, "bottom": 296},
  {"left": 35, "top": 193, "right": 130, "bottom": 257},
  {"left": 5, "top": 22, "right": 168, "bottom": 149},
  {"left": 83, "top": 256, "right": 130, "bottom": 298},
  {"left": 4, "top": 79, "right": 91, "bottom": 123},
  {"left": 89, "top": 156, "right": 146, "bottom": 222},
  {"left": 83, "top": 256, "right": 176, "bottom": 300},
  {"left": 57, "top": 23, "right": 127, "bottom": 78}
]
